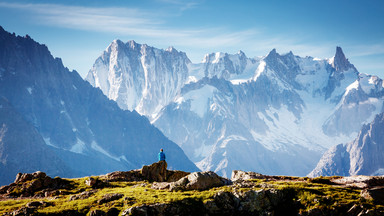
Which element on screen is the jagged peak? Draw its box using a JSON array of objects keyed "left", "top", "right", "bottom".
[
  {"left": 237, "top": 50, "right": 246, "bottom": 56},
  {"left": 268, "top": 48, "right": 278, "bottom": 56},
  {"left": 264, "top": 48, "right": 281, "bottom": 62},
  {"left": 126, "top": 40, "right": 139, "bottom": 49},
  {"left": 166, "top": 46, "right": 178, "bottom": 53},
  {"left": 331, "top": 46, "right": 354, "bottom": 72}
]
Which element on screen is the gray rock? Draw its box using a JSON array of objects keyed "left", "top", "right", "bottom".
[
  {"left": 310, "top": 113, "right": 384, "bottom": 177},
  {"left": 69, "top": 190, "right": 97, "bottom": 201},
  {"left": 141, "top": 161, "right": 167, "bottom": 182},
  {"left": 169, "top": 171, "right": 230, "bottom": 191},
  {"left": 231, "top": 170, "right": 266, "bottom": 181},
  {"left": 97, "top": 193, "right": 124, "bottom": 205}
]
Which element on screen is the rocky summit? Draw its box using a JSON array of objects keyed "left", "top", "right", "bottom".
[{"left": 1, "top": 163, "right": 384, "bottom": 215}]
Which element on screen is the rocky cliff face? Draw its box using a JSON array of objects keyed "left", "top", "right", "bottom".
[
  {"left": 0, "top": 26, "right": 198, "bottom": 185},
  {"left": 87, "top": 40, "right": 384, "bottom": 177},
  {"left": 86, "top": 40, "right": 190, "bottom": 117},
  {"left": 310, "top": 112, "right": 384, "bottom": 177},
  {"left": 0, "top": 97, "right": 72, "bottom": 184}
]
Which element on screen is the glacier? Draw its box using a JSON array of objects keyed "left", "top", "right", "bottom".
[{"left": 87, "top": 41, "right": 384, "bottom": 177}]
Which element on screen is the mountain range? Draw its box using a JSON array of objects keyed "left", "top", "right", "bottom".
[
  {"left": 87, "top": 40, "right": 384, "bottom": 177},
  {"left": 0, "top": 26, "right": 198, "bottom": 185}
]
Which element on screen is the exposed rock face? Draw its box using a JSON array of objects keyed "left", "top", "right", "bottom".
[
  {"left": 141, "top": 161, "right": 167, "bottom": 182},
  {"left": 0, "top": 97, "right": 72, "bottom": 186},
  {"left": 88, "top": 38, "right": 384, "bottom": 177},
  {"left": 0, "top": 171, "right": 69, "bottom": 198},
  {"left": 86, "top": 40, "right": 190, "bottom": 116},
  {"left": 151, "top": 171, "right": 231, "bottom": 191},
  {"left": 170, "top": 171, "right": 228, "bottom": 191},
  {"left": 231, "top": 170, "right": 266, "bottom": 181},
  {"left": 122, "top": 188, "right": 296, "bottom": 216},
  {"left": 310, "top": 112, "right": 384, "bottom": 177},
  {"left": 0, "top": 26, "right": 199, "bottom": 185}
]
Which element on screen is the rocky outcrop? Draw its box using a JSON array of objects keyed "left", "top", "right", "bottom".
[
  {"left": 2, "top": 169, "right": 384, "bottom": 215},
  {"left": 141, "top": 161, "right": 167, "bottom": 182},
  {"left": 231, "top": 170, "right": 267, "bottom": 181},
  {"left": 152, "top": 171, "right": 231, "bottom": 191},
  {"left": 0, "top": 171, "right": 69, "bottom": 198},
  {"left": 104, "top": 161, "right": 189, "bottom": 183},
  {"left": 122, "top": 188, "right": 297, "bottom": 216}
]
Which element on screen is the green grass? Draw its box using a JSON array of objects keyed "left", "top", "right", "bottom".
[{"left": 1, "top": 176, "right": 383, "bottom": 215}]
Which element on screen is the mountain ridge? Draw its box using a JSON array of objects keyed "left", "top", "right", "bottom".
[
  {"left": 87, "top": 39, "right": 384, "bottom": 177},
  {"left": 0, "top": 26, "right": 199, "bottom": 185}
]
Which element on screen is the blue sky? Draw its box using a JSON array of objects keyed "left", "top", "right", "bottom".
[{"left": 0, "top": 0, "right": 383, "bottom": 78}]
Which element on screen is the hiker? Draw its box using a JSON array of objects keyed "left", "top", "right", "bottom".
[{"left": 158, "top": 148, "right": 166, "bottom": 161}]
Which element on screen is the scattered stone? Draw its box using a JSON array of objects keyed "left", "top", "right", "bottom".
[
  {"left": 69, "top": 190, "right": 97, "bottom": 201},
  {"left": 97, "top": 193, "right": 124, "bottom": 205},
  {"left": 231, "top": 170, "right": 266, "bottom": 182},
  {"left": 151, "top": 182, "right": 170, "bottom": 190},
  {"left": 85, "top": 177, "right": 97, "bottom": 187},
  {"left": 7, "top": 207, "right": 36, "bottom": 216},
  {"left": 26, "top": 200, "right": 48, "bottom": 208}
]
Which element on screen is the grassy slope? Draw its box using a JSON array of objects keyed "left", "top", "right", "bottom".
[{"left": 1, "top": 176, "right": 383, "bottom": 215}]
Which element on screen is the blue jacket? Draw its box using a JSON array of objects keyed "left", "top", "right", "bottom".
[{"left": 158, "top": 151, "right": 166, "bottom": 161}]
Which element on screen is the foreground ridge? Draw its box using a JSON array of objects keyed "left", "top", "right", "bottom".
[{"left": 1, "top": 162, "right": 384, "bottom": 215}]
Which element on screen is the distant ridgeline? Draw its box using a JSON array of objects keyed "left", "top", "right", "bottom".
[{"left": 0, "top": 26, "right": 199, "bottom": 186}]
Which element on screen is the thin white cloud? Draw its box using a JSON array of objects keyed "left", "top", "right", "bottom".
[{"left": 1, "top": 2, "right": 383, "bottom": 67}]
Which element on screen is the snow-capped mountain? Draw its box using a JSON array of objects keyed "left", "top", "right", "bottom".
[
  {"left": 87, "top": 40, "right": 384, "bottom": 177},
  {"left": 0, "top": 27, "right": 198, "bottom": 185},
  {"left": 86, "top": 40, "right": 190, "bottom": 118},
  {"left": 309, "top": 112, "right": 384, "bottom": 177}
]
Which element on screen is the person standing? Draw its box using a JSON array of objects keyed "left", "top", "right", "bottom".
[{"left": 158, "top": 148, "right": 166, "bottom": 161}]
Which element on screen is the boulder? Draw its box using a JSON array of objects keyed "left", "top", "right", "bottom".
[
  {"left": 69, "top": 190, "right": 97, "bottom": 201},
  {"left": 166, "top": 170, "right": 190, "bottom": 182},
  {"left": 104, "top": 163, "right": 189, "bottom": 183},
  {"left": 330, "top": 175, "right": 384, "bottom": 188},
  {"left": 104, "top": 170, "right": 142, "bottom": 182},
  {"left": 231, "top": 170, "right": 266, "bottom": 182},
  {"left": 169, "top": 171, "right": 230, "bottom": 191},
  {"left": 141, "top": 161, "right": 167, "bottom": 182},
  {"left": 85, "top": 177, "right": 97, "bottom": 187},
  {"left": 26, "top": 201, "right": 48, "bottom": 208},
  {"left": 0, "top": 171, "right": 70, "bottom": 197},
  {"left": 97, "top": 193, "right": 124, "bottom": 204}
]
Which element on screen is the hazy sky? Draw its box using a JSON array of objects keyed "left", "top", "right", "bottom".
[{"left": 0, "top": 0, "right": 383, "bottom": 78}]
